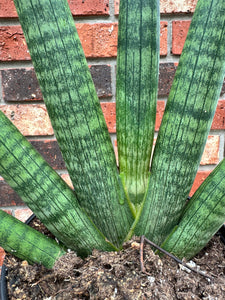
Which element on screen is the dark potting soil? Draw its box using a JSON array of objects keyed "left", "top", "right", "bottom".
[{"left": 4, "top": 218, "right": 225, "bottom": 299}]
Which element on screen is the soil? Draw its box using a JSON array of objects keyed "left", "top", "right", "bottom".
[{"left": 3, "top": 218, "right": 225, "bottom": 299}]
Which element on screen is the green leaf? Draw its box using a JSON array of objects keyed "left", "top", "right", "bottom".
[
  {"left": 135, "top": 0, "right": 225, "bottom": 245},
  {"left": 0, "top": 210, "right": 66, "bottom": 269},
  {"left": 162, "top": 159, "right": 225, "bottom": 260},
  {"left": 13, "top": 0, "right": 134, "bottom": 247},
  {"left": 0, "top": 111, "right": 116, "bottom": 256},
  {"left": 116, "top": 0, "right": 160, "bottom": 211}
]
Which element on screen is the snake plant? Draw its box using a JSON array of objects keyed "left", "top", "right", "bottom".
[{"left": 0, "top": 0, "right": 224, "bottom": 269}]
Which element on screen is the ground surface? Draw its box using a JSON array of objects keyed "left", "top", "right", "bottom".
[{"left": 4, "top": 218, "right": 225, "bottom": 299}]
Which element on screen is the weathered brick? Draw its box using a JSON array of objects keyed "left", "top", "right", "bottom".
[
  {"left": 0, "top": 0, "right": 109, "bottom": 18},
  {"left": 158, "top": 63, "right": 176, "bottom": 96},
  {"left": 160, "top": 22, "right": 168, "bottom": 56},
  {"left": 0, "top": 26, "right": 30, "bottom": 61},
  {"left": 200, "top": 135, "right": 219, "bottom": 165},
  {"left": 1, "top": 68, "right": 42, "bottom": 101},
  {"left": 0, "top": 179, "right": 24, "bottom": 207},
  {"left": 172, "top": 20, "right": 191, "bottom": 55},
  {"left": 1, "top": 66, "right": 111, "bottom": 101},
  {"left": 160, "top": 0, "right": 197, "bottom": 14},
  {"left": 14, "top": 208, "right": 33, "bottom": 222},
  {"left": 190, "top": 170, "right": 211, "bottom": 196},
  {"left": 90, "top": 65, "right": 112, "bottom": 98},
  {"left": 114, "top": 0, "right": 197, "bottom": 15},
  {"left": 30, "top": 140, "right": 65, "bottom": 170},
  {"left": 0, "top": 104, "right": 54, "bottom": 136},
  {"left": 69, "top": 0, "right": 109, "bottom": 16}
]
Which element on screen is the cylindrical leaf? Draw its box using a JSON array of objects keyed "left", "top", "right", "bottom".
[
  {"left": 116, "top": 0, "right": 159, "bottom": 210},
  {"left": 0, "top": 210, "right": 66, "bottom": 269},
  {"left": 135, "top": 0, "right": 225, "bottom": 245},
  {"left": 162, "top": 159, "right": 225, "bottom": 260}
]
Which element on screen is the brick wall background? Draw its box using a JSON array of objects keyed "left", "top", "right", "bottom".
[{"left": 0, "top": 0, "right": 225, "bottom": 270}]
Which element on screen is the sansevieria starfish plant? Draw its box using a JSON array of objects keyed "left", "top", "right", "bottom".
[{"left": 0, "top": 0, "right": 224, "bottom": 269}]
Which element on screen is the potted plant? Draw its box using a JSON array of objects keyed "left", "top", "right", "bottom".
[{"left": 0, "top": 0, "right": 225, "bottom": 297}]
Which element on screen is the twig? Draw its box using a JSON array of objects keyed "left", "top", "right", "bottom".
[
  {"left": 140, "top": 236, "right": 215, "bottom": 281},
  {"left": 140, "top": 235, "right": 151, "bottom": 276}
]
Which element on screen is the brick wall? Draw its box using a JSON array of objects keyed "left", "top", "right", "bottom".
[{"left": 0, "top": 0, "right": 224, "bottom": 270}]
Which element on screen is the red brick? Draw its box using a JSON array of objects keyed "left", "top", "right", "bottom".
[
  {"left": 114, "top": 0, "right": 197, "bottom": 15},
  {"left": 0, "top": 23, "right": 167, "bottom": 60},
  {"left": 212, "top": 100, "right": 225, "bottom": 130},
  {"left": 190, "top": 170, "right": 211, "bottom": 196},
  {"left": 156, "top": 101, "right": 166, "bottom": 131},
  {"left": 0, "top": 26, "right": 30, "bottom": 61},
  {"left": 14, "top": 208, "right": 33, "bottom": 222},
  {"left": 69, "top": 0, "right": 109, "bottom": 16},
  {"left": 77, "top": 22, "right": 168, "bottom": 57},
  {"left": 0, "top": 0, "right": 109, "bottom": 18},
  {"left": 0, "top": 0, "right": 17, "bottom": 18},
  {"left": 0, "top": 247, "right": 5, "bottom": 267},
  {"left": 76, "top": 23, "right": 118, "bottom": 58},
  {"left": 200, "top": 136, "right": 219, "bottom": 166},
  {"left": 172, "top": 20, "right": 191, "bottom": 55},
  {"left": 160, "top": 22, "right": 168, "bottom": 56},
  {"left": 0, "top": 104, "right": 54, "bottom": 136},
  {"left": 100, "top": 102, "right": 116, "bottom": 133}
]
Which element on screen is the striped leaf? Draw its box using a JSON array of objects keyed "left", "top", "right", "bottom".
[
  {"left": 13, "top": 0, "right": 134, "bottom": 247},
  {"left": 135, "top": 0, "right": 225, "bottom": 245},
  {"left": 116, "top": 0, "right": 160, "bottom": 212},
  {"left": 0, "top": 210, "right": 66, "bottom": 269},
  {"left": 162, "top": 159, "right": 225, "bottom": 260},
  {"left": 0, "top": 111, "right": 116, "bottom": 256}
]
